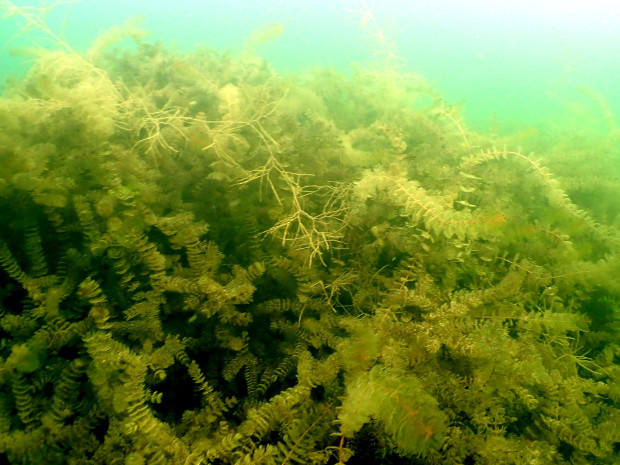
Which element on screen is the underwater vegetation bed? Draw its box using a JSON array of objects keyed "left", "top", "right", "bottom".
[{"left": 0, "top": 3, "right": 619, "bottom": 465}]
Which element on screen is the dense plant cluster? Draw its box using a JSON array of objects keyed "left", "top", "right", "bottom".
[{"left": 0, "top": 7, "right": 619, "bottom": 465}]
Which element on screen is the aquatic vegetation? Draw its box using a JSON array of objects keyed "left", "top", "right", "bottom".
[{"left": 0, "top": 4, "right": 619, "bottom": 465}]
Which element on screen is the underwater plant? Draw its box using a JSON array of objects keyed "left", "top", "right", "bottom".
[{"left": 0, "top": 2, "right": 618, "bottom": 464}]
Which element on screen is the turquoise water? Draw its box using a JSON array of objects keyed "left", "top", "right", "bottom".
[{"left": 1, "top": 0, "right": 618, "bottom": 133}]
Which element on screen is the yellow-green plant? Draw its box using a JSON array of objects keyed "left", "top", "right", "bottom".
[{"left": 0, "top": 3, "right": 618, "bottom": 465}]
